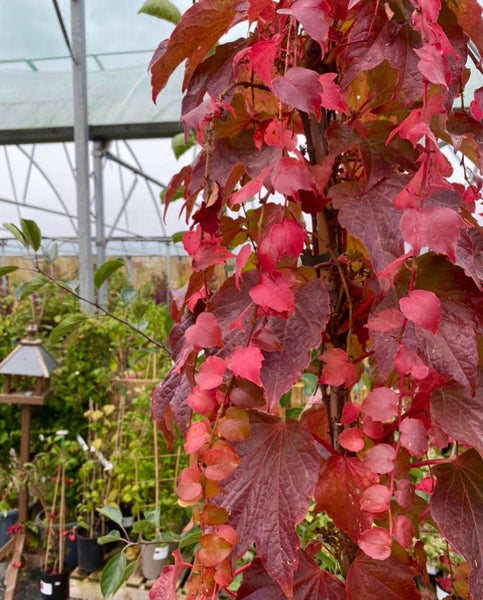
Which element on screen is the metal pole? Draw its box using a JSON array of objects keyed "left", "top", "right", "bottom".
[
  {"left": 93, "top": 140, "right": 107, "bottom": 304},
  {"left": 71, "top": 0, "right": 94, "bottom": 310},
  {"left": 166, "top": 241, "right": 171, "bottom": 305}
]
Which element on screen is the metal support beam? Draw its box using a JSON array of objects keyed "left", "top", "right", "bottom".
[
  {"left": 71, "top": 0, "right": 94, "bottom": 309},
  {"left": 93, "top": 140, "right": 107, "bottom": 304}
]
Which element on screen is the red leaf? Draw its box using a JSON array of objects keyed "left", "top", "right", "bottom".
[
  {"left": 261, "top": 278, "right": 331, "bottom": 410},
  {"left": 237, "top": 551, "right": 346, "bottom": 600},
  {"left": 175, "top": 467, "right": 203, "bottom": 504},
  {"left": 278, "top": 0, "right": 331, "bottom": 50},
  {"left": 399, "top": 418, "right": 428, "bottom": 457},
  {"left": 196, "top": 356, "right": 226, "bottom": 390},
  {"left": 185, "top": 421, "right": 211, "bottom": 454},
  {"left": 394, "top": 479, "right": 414, "bottom": 510},
  {"left": 340, "top": 401, "right": 361, "bottom": 425},
  {"left": 226, "top": 345, "right": 264, "bottom": 386},
  {"left": 331, "top": 179, "right": 406, "bottom": 278},
  {"left": 152, "top": 370, "right": 191, "bottom": 443},
  {"left": 204, "top": 443, "right": 241, "bottom": 480},
  {"left": 149, "top": 0, "right": 246, "bottom": 100},
  {"left": 315, "top": 456, "right": 378, "bottom": 542},
  {"left": 431, "top": 377, "right": 483, "bottom": 454},
  {"left": 235, "top": 244, "right": 252, "bottom": 290},
  {"left": 220, "top": 412, "right": 320, "bottom": 597},
  {"left": 363, "top": 444, "right": 397, "bottom": 474},
  {"left": 235, "top": 38, "right": 280, "bottom": 86},
  {"left": 361, "top": 388, "right": 399, "bottom": 422},
  {"left": 258, "top": 218, "right": 306, "bottom": 272},
  {"left": 149, "top": 550, "right": 185, "bottom": 600},
  {"left": 272, "top": 67, "right": 323, "bottom": 117},
  {"left": 339, "top": 428, "right": 364, "bottom": 452},
  {"left": 185, "top": 312, "right": 223, "bottom": 348},
  {"left": 319, "top": 73, "right": 347, "bottom": 113},
  {"left": 399, "top": 290, "right": 441, "bottom": 334},
  {"left": 470, "top": 86, "right": 483, "bottom": 121},
  {"left": 414, "top": 43, "right": 451, "bottom": 88},
  {"left": 399, "top": 207, "right": 465, "bottom": 262},
  {"left": 432, "top": 449, "right": 483, "bottom": 596},
  {"left": 394, "top": 515, "right": 415, "bottom": 549},
  {"left": 394, "top": 345, "right": 429, "bottom": 380},
  {"left": 358, "top": 527, "right": 392, "bottom": 561},
  {"left": 183, "top": 229, "right": 235, "bottom": 270},
  {"left": 319, "top": 348, "right": 358, "bottom": 388},
  {"left": 198, "top": 533, "right": 234, "bottom": 567},
  {"left": 346, "top": 553, "right": 422, "bottom": 600},
  {"left": 249, "top": 272, "right": 295, "bottom": 315},
  {"left": 360, "top": 484, "right": 391, "bottom": 513},
  {"left": 270, "top": 156, "right": 317, "bottom": 198},
  {"left": 187, "top": 386, "right": 219, "bottom": 415}
]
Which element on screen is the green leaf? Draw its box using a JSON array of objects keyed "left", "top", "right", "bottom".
[
  {"left": 14, "top": 275, "right": 49, "bottom": 301},
  {"left": 171, "top": 132, "right": 195, "bottom": 159},
  {"left": 97, "top": 505, "right": 123, "bottom": 526},
  {"left": 131, "top": 300, "right": 148, "bottom": 322},
  {"left": 100, "top": 552, "right": 127, "bottom": 599},
  {"left": 121, "top": 288, "right": 138, "bottom": 306},
  {"left": 179, "top": 526, "right": 201, "bottom": 549},
  {"left": 20, "top": 219, "right": 41, "bottom": 251},
  {"left": 3, "top": 223, "right": 28, "bottom": 248},
  {"left": 0, "top": 266, "right": 18, "bottom": 277},
  {"left": 171, "top": 231, "right": 186, "bottom": 244},
  {"left": 64, "top": 279, "right": 79, "bottom": 292},
  {"left": 300, "top": 373, "right": 318, "bottom": 396},
  {"left": 97, "top": 530, "right": 122, "bottom": 545},
  {"left": 49, "top": 314, "right": 88, "bottom": 344},
  {"left": 144, "top": 508, "right": 160, "bottom": 528},
  {"left": 94, "top": 259, "right": 125, "bottom": 289},
  {"left": 138, "top": 0, "right": 181, "bottom": 24},
  {"left": 42, "top": 243, "right": 58, "bottom": 265}
]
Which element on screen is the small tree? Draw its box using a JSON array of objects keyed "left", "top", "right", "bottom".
[{"left": 149, "top": 0, "right": 483, "bottom": 598}]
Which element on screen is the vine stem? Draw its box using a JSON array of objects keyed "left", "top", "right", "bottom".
[
  {"left": 34, "top": 266, "right": 170, "bottom": 353},
  {"left": 410, "top": 458, "right": 454, "bottom": 468}
]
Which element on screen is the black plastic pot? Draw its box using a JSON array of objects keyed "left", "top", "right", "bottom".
[
  {"left": 40, "top": 570, "right": 69, "bottom": 599},
  {"left": 0, "top": 508, "right": 18, "bottom": 548},
  {"left": 76, "top": 530, "right": 104, "bottom": 572}
]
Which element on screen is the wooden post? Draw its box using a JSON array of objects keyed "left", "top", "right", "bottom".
[{"left": 18, "top": 404, "right": 31, "bottom": 523}]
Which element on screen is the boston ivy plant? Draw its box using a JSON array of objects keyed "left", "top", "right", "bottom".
[{"left": 146, "top": 0, "right": 483, "bottom": 599}]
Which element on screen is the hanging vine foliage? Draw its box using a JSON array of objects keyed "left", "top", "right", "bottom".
[{"left": 148, "top": 0, "right": 483, "bottom": 597}]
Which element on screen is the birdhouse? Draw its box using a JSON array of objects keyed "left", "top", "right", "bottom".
[{"left": 0, "top": 322, "right": 58, "bottom": 405}]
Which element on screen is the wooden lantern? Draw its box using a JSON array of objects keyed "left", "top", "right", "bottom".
[{"left": 0, "top": 322, "right": 58, "bottom": 521}]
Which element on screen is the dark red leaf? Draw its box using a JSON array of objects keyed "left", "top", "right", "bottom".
[
  {"left": 315, "top": 455, "right": 378, "bottom": 542},
  {"left": 394, "top": 515, "right": 415, "bottom": 550},
  {"left": 261, "top": 278, "right": 331, "bottom": 411},
  {"left": 366, "top": 308, "right": 405, "bottom": 333},
  {"left": 278, "top": 0, "right": 331, "bottom": 50},
  {"left": 346, "top": 553, "right": 421, "bottom": 600},
  {"left": 399, "top": 418, "right": 428, "bottom": 457},
  {"left": 431, "top": 376, "right": 483, "bottom": 455},
  {"left": 237, "top": 551, "right": 345, "bottom": 600},
  {"left": 331, "top": 179, "right": 406, "bottom": 278},
  {"left": 220, "top": 412, "right": 320, "bottom": 597},
  {"left": 151, "top": 370, "right": 191, "bottom": 443},
  {"left": 432, "top": 449, "right": 483, "bottom": 597},
  {"left": 272, "top": 67, "right": 323, "bottom": 117}
]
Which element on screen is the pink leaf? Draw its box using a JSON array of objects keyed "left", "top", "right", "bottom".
[
  {"left": 346, "top": 554, "right": 422, "bottom": 600},
  {"left": 394, "top": 515, "right": 415, "bottom": 549},
  {"left": 366, "top": 309, "right": 405, "bottom": 332},
  {"left": 358, "top": 527, "right": 393, "bottom": 560},
  {"left": 204, "top": 443, "right": 240, "bottom": 480},
  {"left": 399, "top": 290, "right": 441, "bottom": 333},
  {"left": 236, "top": 38, "right": 280, "bottom": 86},
  {"left": 394, "top": 345, "right": 429, "bottom": 380},
  {"left": 361, "top": 387, "right": 399, "bottom": 422},
  {"left": 399, "top": 418, "right": 428, "bottom": 457},
  {"left": 272, "top": 67, "right": 323, "bottom": 116},
  {"left": 363, "top": 444, "right": 397, "bottom": 474},
  {"left": 470, "top": 86, "right": 483, "bottom": 121},
  {"left": 339, "top": 428, "right": 364, "bottom": 452},
  {"left": 183, "top": 229, "right": 235, "bottom": 270},
  {"left": 235, "top": 244, "right": 252, "bottom": 290},
  {"left": 414, "top": 43, "right": 451, "bottom": 88},
  {"left": 400, "top": 207, "right": 464, "bottom": 262},
  {"left": 340, "top": 401, "right": 361, "bottom": 425},
  {"left": 363, "top": 416, "right": 385, "bottom": 440},
  {"left": 360, "top": 485, "right": 392, "bottom": 513},
  {"left": 220, "top": 413, "right": 320, "bottom": 597},
  {"left": 149, "top": 550, "right": 185, "bottom": 600},
  {"left": 319, "top": 348, "right": 358, "bottom": 388},
  {"left": 315, "top": 456, "right": 378, "bottom": 542},
  {"left": 394, "top": 479, "right": 414, "bottom": 510},
  {"left": 185, "top": 312, "right": 223, "bottom": 348},
  {"left": 175, "top": 467, "right": 203, "bottom": 504},
  {"left": 187, "top": 386, "right": 218, "bottom": 414},
  {"left": 432, "top": 450, "right": 483, "bottom": 596},
  {"left": 258, "top": 218, "right": 306, "bottom": 272},
  {"left": 196, "top": 356, "right": 226, "bottom": 390},
  {"left": 270, "top": 156, "right": 317, "bottom": 198},
  {"left": 185, "top": 421, "right": 211, "bottom": 454},
  {"left": 226, "top": 346, "right": 264, "bottom": 386}
]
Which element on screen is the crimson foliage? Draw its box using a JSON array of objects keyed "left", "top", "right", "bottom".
[{"left": 148, "top": 0, "right": 483, "bottom": 598}]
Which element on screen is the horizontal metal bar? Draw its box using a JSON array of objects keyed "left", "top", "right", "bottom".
[{"left": 104, "top": 151, "right": 167, "bottom": 188}]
